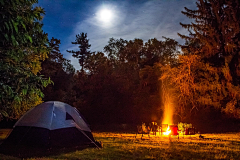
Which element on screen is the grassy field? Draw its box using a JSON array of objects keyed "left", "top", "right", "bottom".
[{"left": 0, "top": 129, "right": 240, "bottom": 160}]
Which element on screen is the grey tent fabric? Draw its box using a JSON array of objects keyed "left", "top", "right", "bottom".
[
  {"left": 0, "top": 101, "right": 97, "bottom": 153},
  {"left": 15, "top": 101, "right": 91, "bottom": 132}
]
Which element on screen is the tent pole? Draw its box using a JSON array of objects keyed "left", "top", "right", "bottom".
[{"left": 78, "top": 129, "right": 100, "bottom": 149}]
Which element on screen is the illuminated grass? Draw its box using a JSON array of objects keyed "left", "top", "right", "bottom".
[
  {"left": 0, "top": 130, "right": 240, "bottom": 159},
  {"left": 0, "top": 129, "right": 10, "bottom": 141}
]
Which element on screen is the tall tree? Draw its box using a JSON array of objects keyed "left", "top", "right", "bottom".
[
  {"left": 0, "top": 0, "right": 51, "bottom": 119},
  {"left": 41, "top": 37, "right": 75, "bottom": 104},
  {"left": 104, "top": 38, "right": 128, "bottom": 65},
  {"left": 174, "top": 0, "right": 240, "bottom": 118},
  {"left": 67, "top": 33, "right": 92, "bottom": 72},
  {"left": 124, "top": 39, "right": 143, "bottom": 69},
  {"left": 138, "top": 38, "right": 179, "bottom": 123},
  {"left": 142, "top": 37, "right": 180, "bottom": 67},
  {"left": 85, "top": 51, "right": 110, "bottom": 75}
]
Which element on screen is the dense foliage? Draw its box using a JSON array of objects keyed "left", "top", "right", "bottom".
[
  {"left": 0, "top": 0, "right": 51, "bottom": 119},
  {"left": 161, "top": 0, "right": 240, "bottom": 121},
  {"left": 41, "top": 37, "right": 75, "bottom": 104},
  {"left": 63, "top": 35, "right": 180, "bottom": 124}
]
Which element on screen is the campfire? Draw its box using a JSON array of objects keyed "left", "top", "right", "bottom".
[
  {"left": 137, "top": 86, "right": 195, "bottom": 137},
  {"left": 161, "top": 79, "right": 175, "bottom": 136},
  {"left": 163, "top": 126, "right": 171, "bottom": 135},
  {"left": 160, "top": 124, "right": 178, "bottom": 136},
  {"left": 161, "top": 100, "right": 175, "bottom": 136}
]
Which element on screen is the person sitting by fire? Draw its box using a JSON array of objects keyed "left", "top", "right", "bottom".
[{"left": 149, "top": 122, "right": 158, "bottom": 135}]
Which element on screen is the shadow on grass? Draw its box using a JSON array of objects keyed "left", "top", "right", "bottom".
[{"left": 0, "top": 144, "right": 97, "bottom": 159}]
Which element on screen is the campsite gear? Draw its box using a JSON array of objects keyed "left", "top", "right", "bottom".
[
  {"left": 0, "top": 101, "right": 99, "bottom": 151},
  {"left": 185, "top": 128, "right": 196, "bottom": 135},
  {"left": 169, "top": 125, "right": 179, "bottom": 136}
]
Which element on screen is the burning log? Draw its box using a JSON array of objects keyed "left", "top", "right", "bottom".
[{"left": 160, "top": 124, "right": 169, "bottom": 135}]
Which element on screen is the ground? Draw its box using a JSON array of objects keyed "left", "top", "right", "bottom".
[{"left": 0, "top": 129, "right": 240, "bottom": 159}]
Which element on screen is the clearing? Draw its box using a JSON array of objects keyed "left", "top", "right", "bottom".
[{"left": 0, "top": 129, "right": 240, "bottom": 159}]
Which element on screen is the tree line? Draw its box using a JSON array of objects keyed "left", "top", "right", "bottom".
[{"left": 1, "top": 0, "right": 240, "bottom": 132}]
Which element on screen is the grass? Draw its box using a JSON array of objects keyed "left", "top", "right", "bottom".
[{"left": 0, "top": 129, "right": 240, "bottom": 159}]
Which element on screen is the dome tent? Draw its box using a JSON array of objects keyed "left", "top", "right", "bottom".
[{"left": 0, "top": 101, "right": 100, "bottom": 155}]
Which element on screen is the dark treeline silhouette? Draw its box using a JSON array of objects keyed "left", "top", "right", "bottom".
[
  {"left": 42, "top": 36, "right": 180, "bottom": 126},
  {"left": 41, "top": 0, "right": 240, "bottom": 132}
]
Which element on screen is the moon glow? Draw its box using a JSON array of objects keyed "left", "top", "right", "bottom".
[{"left": 99, "top": 9, "right": 113, "bottom": 22}]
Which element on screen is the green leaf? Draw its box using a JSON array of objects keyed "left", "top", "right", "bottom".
[
  {"left": 14, "top": 96, "right": 21, "bottom": 103},
  {"left": 13, "top": 21, "right": 18, "bottom": 33},
  {"left": 39, "top": 92, "right": 44, "bottom": 98},
  {"left": 22, "top": 89, "right": 27, "bottom": 95},
  {"left": 20, "top": 21, "right": 26, "bottom": 30},
  {"left": 49, "top": 77, "right": 53, "bottom": 85},
  {"left": 4, "top": 34, "right": 9, "bottom": 41},
  {"left": 4, "top": 22, "right": 9, "bottom": 31},
  {"left": 8, "top": 21, "right": 13, "bottom": 33},
  {"left": 26, "top": 35, "right": 32, "bottom": 43},
  {"left": 3, "top": 85, "right": 13, "bottom": 96},
  {"left": 0, "top": 111, "right": 9, "bottom": 118},
  {"left": 11, "top": 35, "right": 17, "bottom": 46}
]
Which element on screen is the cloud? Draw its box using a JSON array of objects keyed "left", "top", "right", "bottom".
[{"left": 63, "top": 0, "right": 196, "bottom": 70}]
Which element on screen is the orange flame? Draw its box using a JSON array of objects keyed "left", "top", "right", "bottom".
[
  {"left": 161, "top": 79, "right": 174, "bottom": 126},
  {"left": 163, "top": 126, "right": 171, "bottom": 135},
  {"left": 162, "top": 102, "right": 173, "bottom": 125}
]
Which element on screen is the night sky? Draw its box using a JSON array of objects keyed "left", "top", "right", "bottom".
[{"left": 38, "top": 0, "right": 196, "bottom": 70}]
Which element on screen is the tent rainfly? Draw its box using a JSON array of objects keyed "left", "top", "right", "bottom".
[{"left": 0, "top": 101, "right": 100, "bottom": 151}]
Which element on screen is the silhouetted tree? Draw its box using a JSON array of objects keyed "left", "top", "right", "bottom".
[
  {"left": 41, "top": 37, "right": 75, "bottom": 105},
  {"left": 67, "top": 33, "right": 92, "bottom": 72},
  {"left": 70, "top": 36, "right": 180, "bottom": 124},
  {"left": 104, "top": 38, "right": 128, "bottom": 65},
  {"left": 142, "top": 37, "right": 180, "bottom": 67}
]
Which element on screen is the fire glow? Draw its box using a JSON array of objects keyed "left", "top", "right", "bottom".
[
  {"left": 161, "top": 80, "right": 174, "bottom": 136},
  {"left": 163, "top": 126, "right": 171, "bottom": 135},
  {"left": 161, "top": 101, "right": 174, "bottom": 136},
  {"left": 162, "top": 102, "right": 173, "bottom": 125}
]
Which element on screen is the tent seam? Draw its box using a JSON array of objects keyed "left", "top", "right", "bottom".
[{"left": 49, "top": 102, "right": 55, "bottom": 130}]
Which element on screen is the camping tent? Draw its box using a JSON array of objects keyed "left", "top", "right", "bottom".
[{"left": 0, "top": 101, "right": 98, "bottom": 150}]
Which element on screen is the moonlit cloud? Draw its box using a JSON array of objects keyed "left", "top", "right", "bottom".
[{"left": 61, "top": 0, "right": 196, "bottom": 70}]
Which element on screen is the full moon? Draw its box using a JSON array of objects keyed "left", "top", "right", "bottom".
[{"left": 99, "top": 9, "right": 113, "bottom": 23}]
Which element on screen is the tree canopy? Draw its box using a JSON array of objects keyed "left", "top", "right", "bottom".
[
  {"left": 67, "top": 33, "right": 92, "bottom": 73},
  {"left": 160, "top": 0, "right": 240, "bottom": 121},
  {"left": 0, "top": 0, "right": 51, "bottom": 119}
]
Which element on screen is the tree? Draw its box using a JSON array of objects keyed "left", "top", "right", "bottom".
[
  {"left": 124, "top": 39, "right": 143, "bottom": 69},
  {"left": 41, "top": 37, "right": 75, "bottom": 104},
  {"left": 176, "top": 0, "right": 240, "bottom": 118},
  {"left": 85, "top": 51, "right": 110, "bottom": 75},
  {"left": 104, "top": 38, "right": 128, "bottom": 65},
  {"left": 136, "top": 38, "right": 179, "bottom": 122},
  {"left": 0, "top": 0, "right": 51, "bottom": 119},
  {"left": 160, "top": 54, "right": 224, "bottom": 121},
  {"left": 67, "top": 33, "right": 92, "bottom": 72},
  {"left": 142, "top": 37, "right": 180, "bottom": 67}
]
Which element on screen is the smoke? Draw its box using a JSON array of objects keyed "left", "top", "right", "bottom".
[
  {"left": 162, "top": 99, "right": 173, "bottom": 125},
  {"left": 161, "top": 80, "right": 174, "bottom": 125}
]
